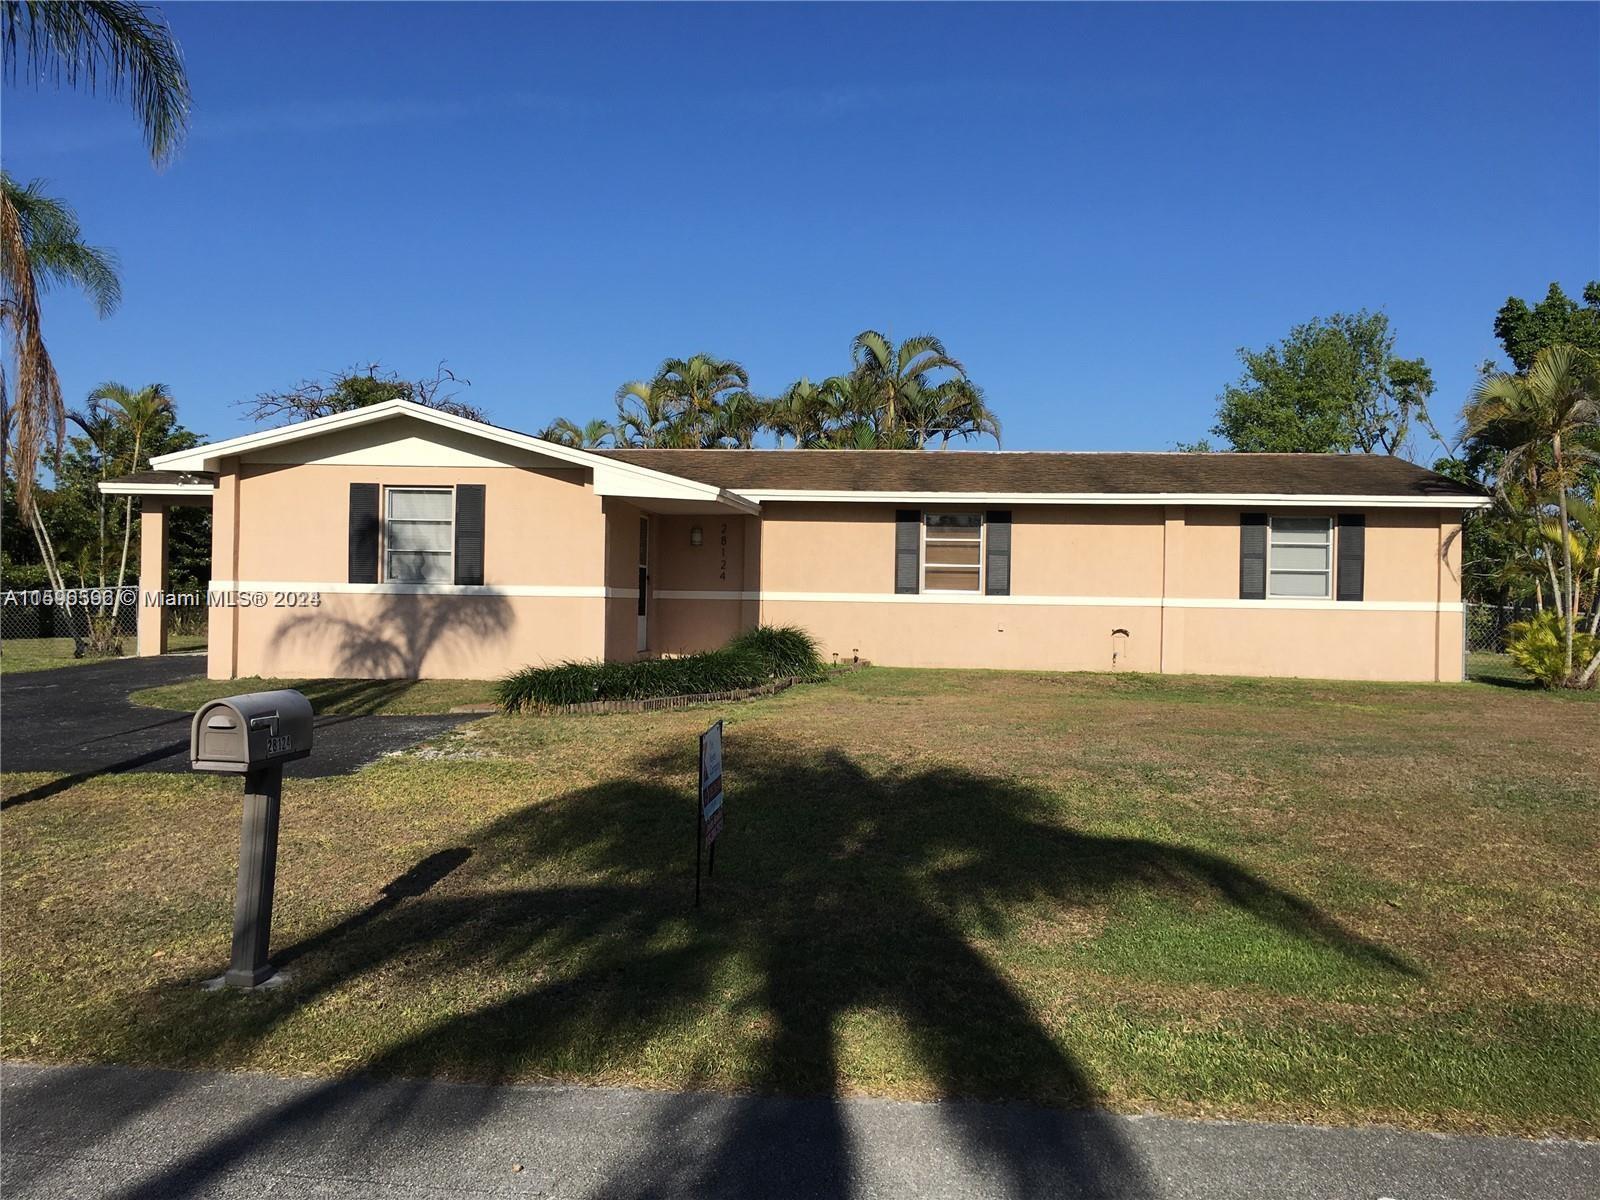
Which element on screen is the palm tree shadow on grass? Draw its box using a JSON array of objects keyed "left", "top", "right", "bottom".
[{"left": 78, "top": 741, "right": 1418, "bottom": 1199}]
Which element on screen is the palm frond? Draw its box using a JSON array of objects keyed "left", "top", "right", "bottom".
[{"left": 3, "top": 0, "right": 191, "bottom": 166}]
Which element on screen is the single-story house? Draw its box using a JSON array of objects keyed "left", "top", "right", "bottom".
[{"left": 101, "top": 398, "right": 1490, "bottom": 683}]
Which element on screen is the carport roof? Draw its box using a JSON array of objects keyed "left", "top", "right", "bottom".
[{"left": 98, "top": 470, "right": 217, "bottom": 497}]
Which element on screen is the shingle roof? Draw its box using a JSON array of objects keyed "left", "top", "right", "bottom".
[{"left": 595, "top": 450, "right": 1484, "bottom": 499}]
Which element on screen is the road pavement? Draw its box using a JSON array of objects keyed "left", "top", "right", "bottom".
[{"left": 2, "top": 1061, "right": 1593, "bottom": 1199}]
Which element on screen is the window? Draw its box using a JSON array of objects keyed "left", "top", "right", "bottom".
[
  {"left": 384, "top": 487, "right": 453, "bottom": 583},
  {"left": 1268, "top": 516, "right": 1331, "bottom": 598},
  {"left": 923, "top": 512, "right": 983, "bottom": 593}
]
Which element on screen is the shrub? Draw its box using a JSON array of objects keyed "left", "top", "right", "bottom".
[
  {"left": 1505, "top": 610, "right": 1599, "bottom": 689},
  {"left": 726, "top": 624, "right": 825, "bottom": 679},
  {"left": 497, "top": 624, "right": 828, "bottom": 712}
]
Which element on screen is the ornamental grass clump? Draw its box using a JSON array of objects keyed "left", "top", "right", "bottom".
[
  {"left": 496, "top": 625, "right": 827, "bottom": 713},
  {"left": 726, "top": 624, "right": 825, "bottom": 679},
  {"left": 1506, "top": 611, "right": 1599, "bottom": 690}
]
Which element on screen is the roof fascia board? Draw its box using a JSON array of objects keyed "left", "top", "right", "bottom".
[
  {"left": 735, "top": 489, "right": 1492, "bottom": 509},
  {"left": 98, "top": 481, "right": 216, "bottom": 497}
]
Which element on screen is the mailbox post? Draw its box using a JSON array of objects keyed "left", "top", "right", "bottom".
[{"left": 190, "top": 690, "right": 314, "bottom": 988}]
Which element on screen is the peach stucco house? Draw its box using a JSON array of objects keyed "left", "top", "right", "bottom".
[{"left": 102, "top": 399, "right": 1490, "bottom": 683}]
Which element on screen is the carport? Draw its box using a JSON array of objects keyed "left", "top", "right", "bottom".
[{"left": 98, "top": 470, "right": 216, "bottom": 658}]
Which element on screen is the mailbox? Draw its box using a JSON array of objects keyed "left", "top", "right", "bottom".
[
  {"left": 191, "top": 690, "right": 313, "bottom": 774},
  {"left": 190, "top": 688, "right": 313, "bottom": 988}
]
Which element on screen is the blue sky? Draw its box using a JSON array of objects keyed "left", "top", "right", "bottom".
[{"left": 5, "top": 2, "right": 1597, "bottom": 457}]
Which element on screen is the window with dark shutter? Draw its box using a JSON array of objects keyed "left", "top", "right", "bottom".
[
  {"left": 348, "top": 483, "right": 380, "bottom": 584},
  {"left": 1239, "top": 513, "right": 1267, "bottom": 600},
  {"left": 895, "top": 510, "right": 920, "bottom": 594},
  {"left": 1336, "top": 514, "right": 1365, "bottom": 602},
  {"left": 454, "top": 484, "right": 485, "bottom": 586},
  {"left": 985, "top": 510, "right": 1011, "bottom": 595}
]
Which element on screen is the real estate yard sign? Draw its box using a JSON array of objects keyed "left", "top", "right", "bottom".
[{"left": 696, "top": 719, "right": 723, "bottom": 907}]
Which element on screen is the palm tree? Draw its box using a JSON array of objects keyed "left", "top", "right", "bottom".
[
  {"left": 612, "top": 386, "right": 681, "bottom": 448},
  {"left": 1465, "top": 344, "right": 1600, "bottom": 683},
  {"left": 903, "top": 377, "right": 1002, "bottom": 448},
  {"left": 537, "top": 417, "right": 616, "bottom": 449},
  {"left": 616, "top": 354, "right": 751, "bottom": 445},
  {"left": 706, "top": 390, "right": 766, "bottom": 448},
  {"left": 90, "top": 380, "right": 172, "bottom": 628},
  {"left": 768, "top": 378, "right": 832, "bottom": 448},
  {"left": 1, "top": 173, "right": 121, "bottom": 509},
  {"left": 850, "top": 330, "right": 966, "bottom": 437},
  {"left": 2, "top": 175, "right": 122, "bottom": 637},
  {"left": 67, "top": 397, "right": 120, "bottom": 589},
  {"left": 2, "top": 1, "right": 188, "bottom": 619}
]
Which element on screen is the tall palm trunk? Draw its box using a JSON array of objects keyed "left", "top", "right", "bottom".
[
  {"left": 26, "top": 499, "right": 84, "bottom": 651},
  {"left": 1553, "top": 434, "right": 1576, "bottom": 678},
  {"left": 109, "top": 428, "right": 142, "bottom": 623}
]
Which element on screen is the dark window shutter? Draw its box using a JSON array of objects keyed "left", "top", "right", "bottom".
[
  {"left": 985, "top": 510, "right": 1011, "bottom": 595},
  {"left": 895, "top": 510, "right": 920, "bottom": 594},
  {"left": 348, "top": 483, "right": 380, "bottom": 583},
  {"left": 1336, "top": 514, "right": 1365, "bottom": 602},
  {"left": 454, "top": 484, "right": 485, "bottom": 586},
  {"left": 1239, "top": 513, "right": 1267, "bottom": 600}
]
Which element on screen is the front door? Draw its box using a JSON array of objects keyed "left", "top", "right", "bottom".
[{"left": 636, "top": 516, "right": 650, "bottom": 653}]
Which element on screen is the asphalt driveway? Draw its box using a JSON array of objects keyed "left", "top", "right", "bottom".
[{"left": 1, "top": 654, "right": 475, "bottom": 801}]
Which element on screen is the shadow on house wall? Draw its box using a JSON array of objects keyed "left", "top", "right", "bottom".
[{"left": 275, "top": 593, "right": 513, "bottom": 679}]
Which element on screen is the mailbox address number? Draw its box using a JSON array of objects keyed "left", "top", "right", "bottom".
[{"left": 264, "top": 734, "right": 294, "bottom": 755}]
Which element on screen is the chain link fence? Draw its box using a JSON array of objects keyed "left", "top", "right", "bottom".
[
  {"left": 1, "top": 586, "right": 206, "bottom": 667},
  {"left": 1465, "top": 602, "right": 1532, "bottom": 655}
]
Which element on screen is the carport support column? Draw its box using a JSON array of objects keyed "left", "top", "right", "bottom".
[{"left": 137, "top": 500, "right": 169, "bottom": 657}]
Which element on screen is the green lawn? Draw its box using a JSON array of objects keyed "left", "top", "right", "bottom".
[
  {"left": 3, "top": 667, "right": 1597, "bottom": 1135},
  {"left": 0, "top": 633, "right": 207, "bottom": 675},
  {"left": 130, "top": 674, "right": 496, "bottom": 715}
]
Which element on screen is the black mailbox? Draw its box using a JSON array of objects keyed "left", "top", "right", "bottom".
[
  {"left": 191, "top": 690, "right": 313, "bottom": 773},
  {"left": 190, "top": 688, "right": 313, "bottom": 988}
]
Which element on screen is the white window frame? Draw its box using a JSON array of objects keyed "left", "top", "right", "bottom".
[
  {"left": 921, "top": 511, "right": 985, "bottom": 594},
  {"left": 383, "top": 486, "right": 455, "bottom": 584},
  {"left": 1266, "top": 515, "right": 1332, "bottom": 599}
]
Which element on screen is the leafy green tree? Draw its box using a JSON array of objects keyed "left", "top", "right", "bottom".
[
  {"left": 1493, "top": 282, "right": 1600, "bottom": 373},
  {"left": 1465, "top": 344, "right": 1600, "bottom": 686},
  {"left": 245, "top": 362, "right": 483, "bottom": 425},
  {"left": 1209, "top": 311, "right": 1436, "bottom": 455}
]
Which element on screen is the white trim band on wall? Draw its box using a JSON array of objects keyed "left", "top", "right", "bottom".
[
  {"left": 212, "top": 580, "right": 634, "bottom": 599},
  {"left": 758, "top": 591, "right": 1464, "bottom": 613},
  {"left": 210, "top": 581, "right": 1463, "bottom": 614}
]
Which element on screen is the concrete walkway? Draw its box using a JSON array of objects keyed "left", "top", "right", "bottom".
[{"left": 2, "top": 1062, "right": 1593, "bottom": 1199}]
